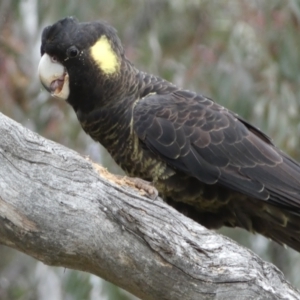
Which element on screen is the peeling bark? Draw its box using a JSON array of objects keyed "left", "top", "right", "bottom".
[{"left": 0, "top": 112, "right": 299, "bottom": 300}]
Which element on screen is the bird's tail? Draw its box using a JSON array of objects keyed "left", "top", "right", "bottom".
[
  {"left": 166, "top": 197, "right": 300, "bottom": 252},
  {"left": 232, "top": 200, "right": 300, "bottom": 252}
]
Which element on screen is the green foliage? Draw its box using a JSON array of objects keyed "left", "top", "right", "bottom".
[
  {"left": 1, "top": 0, "right": 300, "bottom": 298},
  {"left": 63, "top": 271, "right": 92, "bottom": 300}
]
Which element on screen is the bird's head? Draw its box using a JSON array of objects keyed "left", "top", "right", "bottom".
[{"left": 38, "top": 17, "right": 125, "bottom": 107}]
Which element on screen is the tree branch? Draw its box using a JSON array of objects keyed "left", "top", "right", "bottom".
[{"left": 0, "top": 112, "right": 299, "bottom": 300}]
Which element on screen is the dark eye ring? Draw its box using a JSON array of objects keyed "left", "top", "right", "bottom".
[{"left": 66, "top": 46, "right": 79, "bottom": 58}]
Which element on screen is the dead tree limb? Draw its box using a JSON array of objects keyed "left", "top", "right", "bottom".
[{"left": 0, "top": 112, "right": 299, "bottom": 300}]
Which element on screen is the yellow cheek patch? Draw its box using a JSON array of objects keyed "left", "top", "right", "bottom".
[{"left": 90, "top": 36, "right": 120, "bottom": 74}]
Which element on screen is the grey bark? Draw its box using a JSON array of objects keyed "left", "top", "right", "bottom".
[{"left": 0, "top": 112, "right": 299, "bottom": 300}]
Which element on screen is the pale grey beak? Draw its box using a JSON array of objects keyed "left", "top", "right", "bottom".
[{"left": 38, "top": 53, "right": 69, "bottom": 100}]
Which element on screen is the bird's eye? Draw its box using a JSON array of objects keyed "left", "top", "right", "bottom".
[
  {"left": 51, "top": 55, "right": 58, "bottom": 63},
  {"left": 66, "top": 46, "right": 79, "bottom": 58}
]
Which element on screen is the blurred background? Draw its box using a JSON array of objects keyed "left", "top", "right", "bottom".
[{"left": 1, "top": 0, "right": 300, "bottom": 299}]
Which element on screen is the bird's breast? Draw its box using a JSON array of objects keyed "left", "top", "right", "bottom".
[
  {"left": 77, "top": 106, "right": 172, "bottom": 181},
  {"left": 115, "top": 134, "right": 174, "bottom": 182}
]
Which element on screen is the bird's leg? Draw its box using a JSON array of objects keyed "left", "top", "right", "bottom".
[
  {"left": 90, "top": 162, "right": 159, "bottom": 200},
  {"left": 114, "top": 175, "right": 159, "bottom": 200},
  {"left": 130, "top": 177, "right": 159, "bottom": 200}
]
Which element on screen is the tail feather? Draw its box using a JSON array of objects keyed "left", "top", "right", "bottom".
[
  {"left": 165, "top": 195, "right": 300, "bottom": 252},
  {"left": 234, "top": 201, "right": 300, "bottom": 252}
]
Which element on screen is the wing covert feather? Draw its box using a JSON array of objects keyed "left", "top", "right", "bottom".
[{"left": 133, "top": 91, "right": 300, "bottom": 208}]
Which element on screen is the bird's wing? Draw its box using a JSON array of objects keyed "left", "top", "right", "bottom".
[{"left": 133, "top": 90, "right": 300, "bottom": 210}]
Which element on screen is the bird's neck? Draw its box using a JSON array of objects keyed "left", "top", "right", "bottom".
[
  {"left": 72, "top": 59, "right": 179, "bottom": 177},
  {"left": 72, "top": 59, "right": 138, "bottom": 151},
  {"left": 69, "top": 56, "right": 177, "bottom": 148}
]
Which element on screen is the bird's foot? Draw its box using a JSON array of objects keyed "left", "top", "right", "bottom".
[
  {"left": 91, "top": 164, "right": 159, "bottom": 200},
  {"left": 126, "top": 177, "right": 159, "bottom": 200}
]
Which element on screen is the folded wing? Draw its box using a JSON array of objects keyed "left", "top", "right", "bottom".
[{"left": 133, "top": 90, "right": 300, "bottom": 211}]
